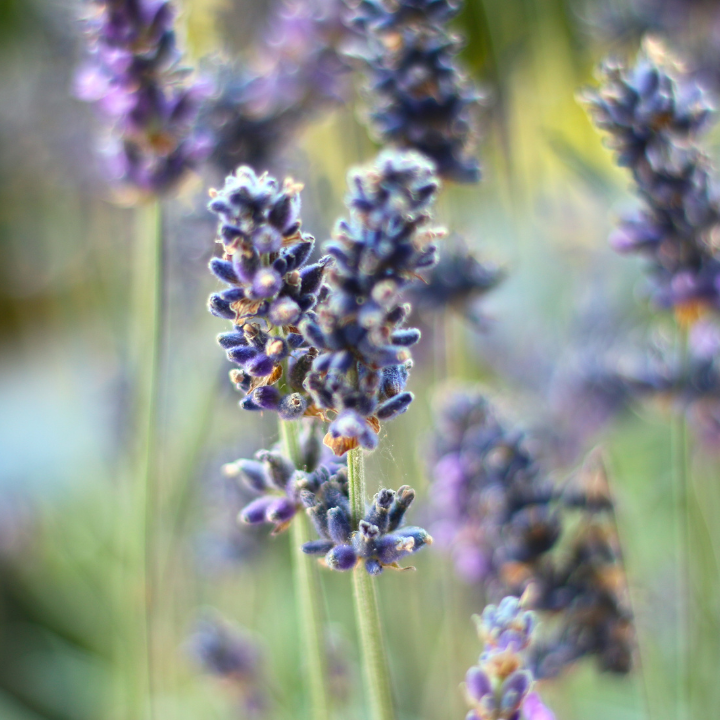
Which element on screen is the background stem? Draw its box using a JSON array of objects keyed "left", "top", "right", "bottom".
[
  {"left": 280, "top": 420, "right": 331, "bottom": 720},
  {"left": 132, "top": 199, "right": 163, "bottom": 720},
  {"left": 348, "top": 447, "right": 396, "bottom": 720},
  {"left": 672, "top": 324, "right": 692, "bottom": 720}
]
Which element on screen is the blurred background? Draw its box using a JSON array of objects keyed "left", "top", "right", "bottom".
[{"left": 1, "top": 0, "right": 719, "bottom": 719}]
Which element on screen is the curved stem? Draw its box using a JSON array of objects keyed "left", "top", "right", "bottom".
[
  {"left": 280, "top": 420, "right": 331, "bottom": 720},
  {"left": 348, "top": 447, "right": 396, "bottom": 720}
]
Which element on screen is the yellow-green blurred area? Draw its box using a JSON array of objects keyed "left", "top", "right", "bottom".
[{"left": 1, "top": 0, "right": 719, "bottom": 719}]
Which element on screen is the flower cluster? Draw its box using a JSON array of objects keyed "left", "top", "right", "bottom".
[
  {"left": 347, "top": 0, "right": 481, "bottom": 182},
  {"left": 202, "top": 0, "right": 350, "bottom": 175},
  {"left": 429, "top": 389, "right": 634, "bottom": 676},
  {"left": 583, "top": 40, "right": 720, "bottom": 312},
  {"left": 189, "top": 612, "right": 265, "bottom": 717},
  {"left": 74, "top": 0, "right": 210, "bottom": 195},
  {"left": 302, "top": 480, "right": 432, "bottom": 575},
  {"left": 224, "top": 423, "right": 343, "bottom": 534},
  {"left": 406, "top": 239, "right": 503, "bottom": 320},
  {"left": 300, "top": 149, "right": 443, "bottom": 453},
  {"left": 465, "top": 596, "right": 554, "bottom": 720},
  {"left": 429, "top": 388, "right": 559, "bottom": 590},
  {"left": 207, "top": 166, "right": 329, "bottom": 418}
]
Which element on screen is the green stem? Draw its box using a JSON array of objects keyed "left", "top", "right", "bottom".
[
  {"left": 280, "top": 420, "right": 331, "bottom": 720},
  {"left": 348, "top": 447, "right": 396, "bottom": 720},
  {"left": 133, "top": 199, "right": 163, "bottom": 720},
  {"left": 672, "top": 325, "right": 692, "bottom": 720}
]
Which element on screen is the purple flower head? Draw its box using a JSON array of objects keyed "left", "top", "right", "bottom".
[
  {"left": 464, "top": 595, "right": 547, "bottom": 720},
  {"left": 200, "top": 0, "right": 351, "bottom": 174},
  {"left": 583, "top": 39, "right": 720, "bottom": 312},
  {"left": 347, "top": 0, "right": 482, "bottom": 182},
  {"left": 207, "top": 166, "right": 331, "bottom": 419},
  {"left": 74, "top": 0, "right": 211, "bottom": 195},
  {"left": 225, "top": 423, "right": 344, "bottom": 535},
  {"left": 302, "top": 481, "right": 431, "bottom": 575},
  {"left": 428, "top": 388, "right": 559, "bottom": 590},
  {"left": 300, "top": 149, "right": 444, "bottom": 454}
]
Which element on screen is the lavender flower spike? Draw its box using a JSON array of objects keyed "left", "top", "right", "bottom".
[
  {"left": 348, "top": 0, "right": 482, "bottom": 182},
  {"left": 75, "top": 0, "right": 211, "bottom": 195},
  {"left": 301, "top": 149, "right": 444, "bottom": 454},
  {"left": 464, "top": 595, "right": 554, "bottom": 720},
  {"left": 583, "top": 39, "right": 720, "bottom": 315},
  {"left": 207, "top": 166, "right": 330, "bottom": 418}
]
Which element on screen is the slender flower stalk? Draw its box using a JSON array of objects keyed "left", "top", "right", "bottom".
[
  {"left": 282, "top": 420, "right": 331, "bottom": 720},
  {"left": 348, "top": 447, "right": 395, "bottom": 720}
]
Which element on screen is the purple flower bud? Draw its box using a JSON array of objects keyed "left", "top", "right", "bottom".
[
  {"left": 269, "top": 297, "right": 301, "bottom": 326},
  {"left": 252, "top": 386, "right": 282, "bottom": 410},
  {"left": 376, "top": 391, "right": 413, "bottom": 420},
  {"left": 250, "top": 268, "right": 283, "bottom": 300},
  {"left": 278, "top": 392, "right": 307, "bottom": 420},
  {"left": 240, "top": 496, "right": 276, "bottom": 524},
  {"left": 465, "top": 666, "right": 493, "bottom": 703},
  {"left": 303, "top": 539, "right": 336, "bottom": 555},
  {"left": 209, "top": 258, "right": 240, "bottom": 284},
  {"left": 326, "top": 544, "right": 357, "bottom": 570},
  {"left": 246, "top": 355, "right": 276, "bottom": 377},
  {"left": 266, "top": 497, "right": 297, "bottom": 525}
]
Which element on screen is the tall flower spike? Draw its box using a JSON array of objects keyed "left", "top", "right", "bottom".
[
  {"left": 207, "top": 166, "right": 330, "bottom": 417},
  {"left": 347, "top": 0, "right": 482, "bottom": 182},
  {"left": 301, "top": 480, "right": 432, "bottom": 575},
  {"left": 583, "top": 39, "right": 720, "bottom": 313},
  {"left": 74, "top": 0, "right": 210, "bottom": 195},
  {"left": 300, "top": 149, "right": 444, "bottom": 454},
  {"left": 428, "top": 388, "right": 560, "bottom": 591},
  {"left": 464, "top": 595, "right": 555, "bottom": 720},
  {"left": 201, "top": 0, "right": 351, "bottom": 175}
]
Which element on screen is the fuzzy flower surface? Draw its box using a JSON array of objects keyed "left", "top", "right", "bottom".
[
  {"left": 74, "top": 0, "right": 210, "bottom": 195},
  {"left": 300, "top": 149, "right": 444, "bottom": 454},
  {"left": 202, "top": 0, "right": 351, "bottom": 174},
  {"left": 207, "top": 166, "right": 329, "bottom": 418},
  {"left": 347, "top": 0, "right": 481, "bottom": 182},
  {"left": 224, "top": 424, "right": 343, "bottom": 534},
  {"left": 583, "top": 39, "right": 720, "bottom": 312},
  {"left": 301, "top": 478, "right": 432, "bottom": 575},
  {"left": 465, "top": 596, "right": 554, "bottom": 720}
]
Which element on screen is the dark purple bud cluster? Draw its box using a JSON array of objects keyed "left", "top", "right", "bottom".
[
  {"left": 429, "top": 389, "right": 559, "bottom": 589},
  {"left": 189, "top": 611, "right": 265, "bottom": 716},
  {"left": 347, "top": 0, "right": 481, "bottom": 182},
  {"left": 406, "top": 239, "right": 503, "bottom": 319},
  {"left": 429, "top": 390, "right": 634, "bottom": 677},
  {"left": 202, "top": 0, "right": 351, "bottom": 175},
  {"left": 465, "top": 596, "right": 554, "bottom": 720},
  {"left": 301, "top": 481, "right": 432, "bottom": 574},
  {"left": 224, "top": 425, "right": 344, "bottom": 535},
  {"left": 300, "top": 149, "right": 443, "bottom": 453},
  {"left": 583, "top": 40, "right": 720, "bottom": 312},
  {"left": 207, "top": 166, "right": 330, "bottom": 418},
  {"left": 74, "top": 0, "right": 211, "bottom": 195}
]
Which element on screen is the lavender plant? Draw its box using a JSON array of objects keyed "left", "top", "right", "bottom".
[
  {"left": 201, "top": 0, "right": 350, "bottom": 175},
  {"left": 464, "top": 596, "right": 555, "bottom": 720},
  {"left": 205, "top": 149, "right": 442, "bottom": 720},
  {"left": 75, "top": 0, "right": 210, "bottom": 195},
  {"left": 347, "top": 0, "right": 482, "bottom": 182}
]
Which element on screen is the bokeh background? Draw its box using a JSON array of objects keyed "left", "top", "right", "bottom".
[{"left": 1, "top": 0, "right": 719, "bottom": 719}]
